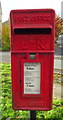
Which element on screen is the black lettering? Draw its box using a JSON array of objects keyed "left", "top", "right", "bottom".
[
  {"left": 29, "top": 85, "right": 34, "bottom": 87},
  {"left": 27, "top": 67, "right": 34, "bottom": 70}
]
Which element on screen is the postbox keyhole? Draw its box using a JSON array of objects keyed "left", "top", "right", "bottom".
[{"left": 20, "top": 80, "right": 22, "bottom": 83}]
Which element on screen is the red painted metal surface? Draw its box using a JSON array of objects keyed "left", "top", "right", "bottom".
[{"left": 10, "top": 9, "right": 55, "bottom": 111}]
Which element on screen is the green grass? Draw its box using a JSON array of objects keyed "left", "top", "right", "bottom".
[
  {"left": 54, "top": 73, "right": 63, "bottom": 84},
  {"left": 0, "top": 63, "right": 63, "bottom": 119}
]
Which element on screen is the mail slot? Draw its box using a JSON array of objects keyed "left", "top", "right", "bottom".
[{"left": 10, "top": 9, "right": 55, "bottom": 111}]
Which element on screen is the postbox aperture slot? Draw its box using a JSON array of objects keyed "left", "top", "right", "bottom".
[{"left": 14, "top": 28, "right": 51, "bottom": 35}]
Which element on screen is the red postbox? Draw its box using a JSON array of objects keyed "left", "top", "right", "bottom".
[{"left": 10, "top": 9, "right": 55, "bottom": 111}]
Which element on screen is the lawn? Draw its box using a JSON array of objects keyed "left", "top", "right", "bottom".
[{"left": 0, "top": 63, "right": 63, "bottom": 120}]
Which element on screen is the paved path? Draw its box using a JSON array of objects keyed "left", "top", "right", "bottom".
[
  {"left": 0, "top": 51, "right": 11, "bottom": 63},
  {"left": 54, "top": 55, "right": 63, "bottom": 73},
  {"left": 53, "top": 83, "right": 63, "bottom": 100}
]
